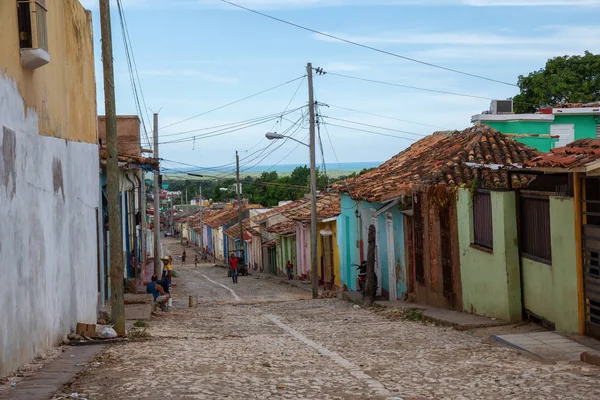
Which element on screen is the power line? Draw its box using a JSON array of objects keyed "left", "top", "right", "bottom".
[
  {"left": 116, "top": 0, "right": 151, "bottom": 149},
  {"left": 320, "top": 71, "right": 494, "bottom": 101},
  {"left": 324, "top": 122, "right": 420, "bottom": 142},
  {"left": 219, "top": 0, "right": 517, "bottom": 87},
  {"left": 324, "top": 102, "right": 448, "bottom": 130},
  {"left": 321, "top": 115, "right": 427, "bottom": 138},
  {"left": 159, "top": 75, "right": 307, "bottom": 130}
]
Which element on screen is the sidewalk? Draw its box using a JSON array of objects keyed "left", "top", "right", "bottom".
[{"left": 0, "top": 345, "right": 106, "bottom": 400}]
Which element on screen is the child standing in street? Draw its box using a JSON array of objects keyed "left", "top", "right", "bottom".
[
  {"left": 194, "top": 254, "right": 199, "bottom": 268},
  {"left": 182, "top": 250, "right": 187, "bottom": 266}
]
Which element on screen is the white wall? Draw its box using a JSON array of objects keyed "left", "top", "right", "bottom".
[{"left": 0, "top": 74, "right": 99, "bottom": 376}]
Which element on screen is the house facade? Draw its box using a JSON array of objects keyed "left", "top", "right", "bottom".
[
  {"left": 472, "top": 102, "right": 600, "bottom": 152},
  {"left": 0, "top": 0, "right": 99, "bottom": 376},
  {"left": 338, "top": 126, "right": 541, "bottom": 311}
]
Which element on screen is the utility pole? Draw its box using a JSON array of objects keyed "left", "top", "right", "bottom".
[
  {"left": 99, "top": 0, "right": 125, "bottom": 336},
  {"left": 236, "top": 151, "right": 244, "bottom": 260},
  {"left": 153, "top": 113, "right": 161, "bottom": 277},
  {"left": 140, "top": 172, "right": 147, "bottom": 279},
  {"left": 307, "top": 62, "right": 318, "bottom": 299},
  {"left": 199, "top": 185, "right": 204, "bottom": 250},
  {"left": 365, "top": 224, "right": 376, "bottom": 306}
]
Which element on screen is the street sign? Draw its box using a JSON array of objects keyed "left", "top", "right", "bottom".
[{"left": 162, "top": 184, "right": 169, "bottom": 189}]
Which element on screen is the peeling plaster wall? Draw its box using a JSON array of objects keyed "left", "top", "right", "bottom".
[{"left": 0, "top": 74, "right": 99, "bottom": 377}]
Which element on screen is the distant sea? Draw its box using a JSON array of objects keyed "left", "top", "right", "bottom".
[
  {"left": 163, "top": 161, "right": 383, "bottom": 178},
  {"left": 246, "top": 161, "right": 382, "bottom": 174}
]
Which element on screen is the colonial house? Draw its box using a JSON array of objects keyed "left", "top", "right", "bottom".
[
  {"left": 97, "top": 116, "right": 158, "bottom": 304},
  {"left": 338, "top": 125, "right": 541, "bottom": 310},
  {"left": 0, "top": 0, "right": 98, "bottom": 376},
  {"left": 472, "top": 100, "right": 600, "bottom": 152}
]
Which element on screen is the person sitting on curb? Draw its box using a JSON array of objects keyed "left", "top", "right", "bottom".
[{"left": 147, "top": 275, "right": 170, "bottom": 311}]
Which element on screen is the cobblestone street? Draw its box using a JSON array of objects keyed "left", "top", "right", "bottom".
[{"left": 56, "top": 240, "right": 600, "bottom": 400}]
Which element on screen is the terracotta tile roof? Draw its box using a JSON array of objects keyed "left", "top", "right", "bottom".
[
  {"left": 263, "top": 239, "right": 276, "bottom": 248},
  {"left": 337, "top": 125, "right": 541, "bottom": 202},
  {"left": 204, "top": 207, "right": 241, "bottom": 228},
  {"left": 223, "top": 220, "right": 260, "bottom": 240},
  {"left": 265, "top": 220, "right": 296, "bottom": 236},
  {"left": 99, "top": 146, "right": 158, "bottom": 170},
  {"left": 525, "top": 139, "right": 600, "bottom": 171},
  {"left": 281, "top": 193, "right": 341, "bottom": 222},
  {"left": 251, "top": 198, "right": 308, "bottom": 224}
]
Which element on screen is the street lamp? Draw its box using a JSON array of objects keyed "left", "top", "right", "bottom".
[{"left": 266, "top": 131, "right": 319, "bottom": 298}]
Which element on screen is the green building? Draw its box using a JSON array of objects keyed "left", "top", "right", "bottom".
[{"left": 472, "top": 101, "right": 600, "bottom": 152}]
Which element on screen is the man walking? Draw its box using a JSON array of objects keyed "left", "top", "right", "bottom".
[{"left": 230, "top": 255, "right": 238, "bottom": 284}]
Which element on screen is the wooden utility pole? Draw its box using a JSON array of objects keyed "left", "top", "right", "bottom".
[
  {"left": 365, "top": 224, "right": 376, "bottom": 306},
  {"left": 236, "top": 151, "right": 244, "bottom": 259},
  {"left": 153, "top": 113, "right": 161, "bottom": 277},
  {"left": 307, "top": 62, "right": 318, "bottom": 299},
  {"left": 99, "top": 0, "right": 125, "bottom": 336}
]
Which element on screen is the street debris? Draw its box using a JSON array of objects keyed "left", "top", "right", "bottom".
[{"left": 98, "top": 326, "right": 118, "bottom": 339}]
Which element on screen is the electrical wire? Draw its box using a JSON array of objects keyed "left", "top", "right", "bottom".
[
  {"left": 324, "top": 122, "right": 420, "bottom": 142},
  {"left": 321, "top": 116, "right": 427, "bottom": 137},
  {"left": 159, "top": 75, "right": 307, "bottom": 130},
  {"left": 324, "top": 102, "right": 448, "bottom": 130},
  {"left": 219, "top": 0, "right": 517, "bottom": 87},
  {"left": 116, "top": 0, "right": 152, "bottom": 149},
  {"left": 320, "top": 71, "right": 494, "bottom": 101}
]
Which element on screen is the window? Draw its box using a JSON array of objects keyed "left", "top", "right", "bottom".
[
  {"left": 519, "top": 194, "right": 552, "bottom": 264},
  {"left": 17, "top": 0, "right": 48, "bottom": 51},
  {"left": 473, "top": 191, "right": 493, "bottom": 249}
]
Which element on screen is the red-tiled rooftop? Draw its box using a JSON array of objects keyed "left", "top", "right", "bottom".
[
  {"left": 265, "top": 220, "right": 296, "bottom": 236},
  {"left": 251, "top": 198, "right": 308, "bottom": 223},
  {"left": 281, "top": 193, "right": 341, "bottom": 222},
  {"left": 224, "top": 220, "right": 259, "bottom": 240},
  {"left": 337, "top": 125, "right": 541, "bottom": 202},
  {"left": 525, "top": 139, "right": 600, "bottom": 171}
]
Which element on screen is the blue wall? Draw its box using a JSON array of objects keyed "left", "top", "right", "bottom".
[{"left": 337, "top": 194, "right": 407, "bottom": 298}]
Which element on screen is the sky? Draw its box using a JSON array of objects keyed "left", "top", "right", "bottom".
[{"left": 81, "top": 0, "right": 600, "bottom": 174}]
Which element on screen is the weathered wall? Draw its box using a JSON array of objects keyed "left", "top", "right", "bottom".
[
  {"left": 317, "top": 221, "right": 341, "bottom": 288},
  {"left": 457, "top": 189, "right": 522, "bottom": 322},
  {"left": 413, "top": 191, "right": 462, "bottom": 310},
  {"left": 521, "top": 197, "right": 579, "bottom": 332},
  {"left": 97, "top": 116, "right": 141, "bottom": 157},
  {"left": 0, "top": 74, "right": 99, "bottom": 376},
  {"left": 0, "top": 0, "right": 96, "bottom": 143}
]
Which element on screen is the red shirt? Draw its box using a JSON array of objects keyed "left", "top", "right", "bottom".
[{"left": 230, "top": 257, "right": 238, "bottom": 270}]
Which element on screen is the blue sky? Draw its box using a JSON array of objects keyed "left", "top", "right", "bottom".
[{"left": 81, "top": 0, "right": 600, "bottom": 173}]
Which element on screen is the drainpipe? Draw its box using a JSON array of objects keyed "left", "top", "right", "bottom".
[
  {"left": 125, "top": 173, "right": 137, "bottom": 280},
  {"left": 134, "top": 172, "right": 146, "bottom": 282}
]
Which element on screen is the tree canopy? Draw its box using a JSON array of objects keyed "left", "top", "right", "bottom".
[{"left": 512, "top": 51, "right": 600, "bottom": 113}]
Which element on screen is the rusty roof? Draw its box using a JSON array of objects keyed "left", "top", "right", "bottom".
[
  {"left": 251, "top": 198, "right": 308, "bottom": 224},
  {"left": 99, "top": 146, "right": 159, "bottom": 170},
  {"left": 525, "top": 139, "right": 600, "bottom": 171},
  {"left": 223, "top": 220, "right": 260, "bottom": 240},
  {"left": 337, "top": 125, "right": 541, "bottom": 202},
  {"left": 281, "top": 192, "right": 341, "bottom": 222},
  {"left": 265, "top": 220, "right": 296, "bottom": 236}
]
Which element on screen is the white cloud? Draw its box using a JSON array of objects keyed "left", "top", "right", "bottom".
[{"left": 139, "top": 69, "right": 238, "bottom": 85}]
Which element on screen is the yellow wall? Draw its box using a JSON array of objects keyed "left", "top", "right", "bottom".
[
  {"left": 0, "top": 0, "right": 97, "bottom": 143},
  {"left": 318, "top": 221, "right": 341, "bottom": 288}
]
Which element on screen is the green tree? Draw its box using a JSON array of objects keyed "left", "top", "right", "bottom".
[{"left": 513, "top": 51, "right": 600, "bottom": 113}]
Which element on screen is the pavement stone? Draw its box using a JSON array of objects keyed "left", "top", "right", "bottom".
[
  {"left": 0, "top": 345, "right": 106, "bottom": 400},
  {"left": 42, "top": 238, "right": 600, "bottom": 400},
  {"left": 494, "top": 332, "right": 594, "bottom": 361}
]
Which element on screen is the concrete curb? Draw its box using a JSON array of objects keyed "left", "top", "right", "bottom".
[{"left": 581, "top": 351, "right": 600, "bottom": 367}]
